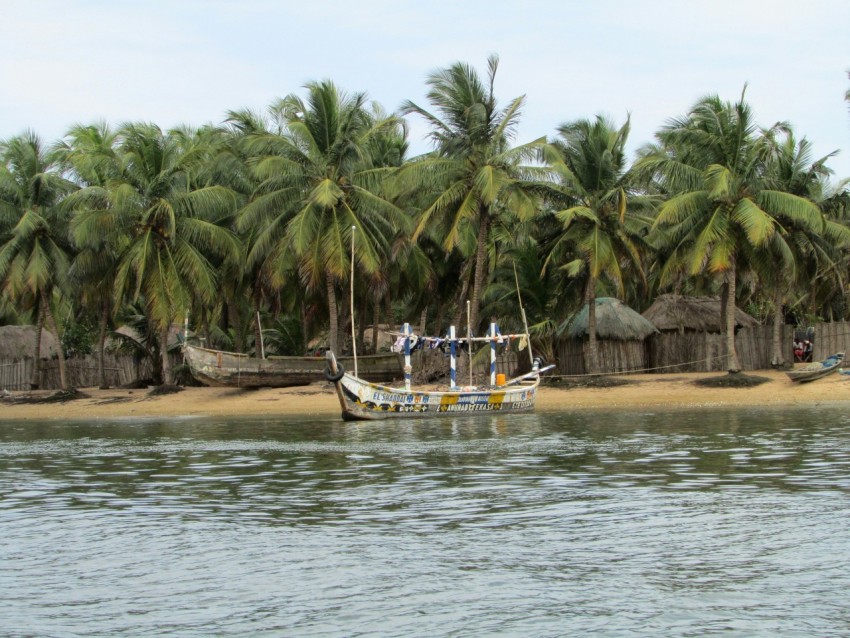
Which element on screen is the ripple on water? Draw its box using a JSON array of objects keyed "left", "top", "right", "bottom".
[{"left": 2, "top": 407, "right": 850, "bottom": 636}]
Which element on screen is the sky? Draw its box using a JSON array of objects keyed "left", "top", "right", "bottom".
[{"left": 2, "top": 0, "right": 849, "bottom": 181}]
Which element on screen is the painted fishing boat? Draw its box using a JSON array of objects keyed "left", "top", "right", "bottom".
[
  {"left": 183, "top": 343, "right": 404, "bottom": 388},
  {"left": 785, "top": 352, "right": 844, "bottom": 383},
  {"left": 323, "top": 322, "right": 554, "bottom": 421}
]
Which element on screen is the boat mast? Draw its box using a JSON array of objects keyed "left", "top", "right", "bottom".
[
  {"left": 514, "top": 263, "right": 535, "bottom": 368},
  {"left": 350, "top": 225, "right": 358, "bottom": 377},
  {"left": 467, "top": 300, "right": 473, "bottom": 386}
]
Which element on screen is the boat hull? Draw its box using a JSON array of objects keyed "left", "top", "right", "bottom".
[
  {"left": 326, "top": 353, "right": 540, "bottom": 420},
  {"left": 785, "top": 353, "right": 844, "bottom": 383},
  {"left": 184, "top": 345, "right": 403, "bottom": 388}
]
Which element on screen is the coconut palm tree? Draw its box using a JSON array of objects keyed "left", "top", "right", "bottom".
[
  {"left": 110, "top": 122, "right": 239, "bottom": 384},
  {"left": 400, "top": 54, "right": 546, "bottom": 334},
  {"left": 0, "top": 131, "right": 76, "bottom": 389},
  {"left": 542, "top": 115, "right": 651, "bottom": 374},
  {"left": 237, "top": 81, "right": 407, "bottom": 353},
  {"left": 755, "top": 129, "right": 850, "bottom": 365},
  {"left": 57, "top": 121, "right": 123, "bottom": 387},
  {"left": 635, "top": 91, "right": 825, "bottom": 373}
]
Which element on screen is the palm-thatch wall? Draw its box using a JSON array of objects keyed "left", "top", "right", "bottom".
[
  {"left": 558, "top": 298, "right": 659, "bottom": 375},
  {"left": 640, "top": 294, "right": 765, "bottom": 372},
  {"left": 0, "top": 352, "right": 174, "bottom": 391},
  {"left": 811, "top": 322, "right": 850, "bottom": 361},
  {"left": 648, "top": 324, "right": 794, "bottom": 372}
]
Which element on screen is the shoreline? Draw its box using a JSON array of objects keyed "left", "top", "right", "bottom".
[{"left": 1, "top": 368, "right": 848, "bottom": 421}]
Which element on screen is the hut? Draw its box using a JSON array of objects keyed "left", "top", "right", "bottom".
[
  {"left": 641, "top": 294, "right": 758, "bottom": 334},
  {"left": 641, "top": 294, "right": 762, "bottom": 372},
  {"left": 558, "top": 297, "right": 659, "bottom": 375},
  {"left": 0, "top": 325, "right": 61, "bottom": 391},
  {"left": 0, "top": 325, "right": 60, "bottom": 360}
]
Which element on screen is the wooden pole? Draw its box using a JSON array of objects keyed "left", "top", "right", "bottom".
[
  {"left": 449, "top": 325, "right": 457, "bottom": 389},
  {"left": 350, "top": 226, "right": 358, "bottom": 377},
  {"left": 467, "top": 300, "right": 473, "bottom": 387},
  {"left": 403, "top": 322, "right": 411, "bottom": 391}
]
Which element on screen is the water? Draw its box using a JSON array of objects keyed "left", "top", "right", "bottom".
[{"left": 1, "top": 407, "right": 850, "bottom": 637}]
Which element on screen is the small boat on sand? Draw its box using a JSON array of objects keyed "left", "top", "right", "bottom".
[
  {"left": 785, "top": 352, "right": 844, "bottom": 383},
  {"left": 183, "top": 344, "right": 403, "bottom": 388}
]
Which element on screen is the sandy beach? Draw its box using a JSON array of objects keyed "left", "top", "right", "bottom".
[{"left": 1, "top": 367, "right": 848, "bottom": 421}]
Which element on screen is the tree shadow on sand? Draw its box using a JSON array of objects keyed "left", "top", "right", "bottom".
[{"left": 692, "top": 372, "right": 770, "bottom": 388}]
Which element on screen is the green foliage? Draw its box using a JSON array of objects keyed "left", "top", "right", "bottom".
[
  {"left": 2, "top": 67, "right": 850, "bottom": 381},
  {"left": 61, "top": 318, "right": 96, "bottom": 357},
  {"left": 262, "top": 315, "right": 304, "bottom": 356},
  {"left": 399, "top": 55, "right": 547, "bottom": 331}
]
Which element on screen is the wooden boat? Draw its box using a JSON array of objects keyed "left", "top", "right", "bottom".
[
  {"left": 785, "top": 352, "right": 844, "bottom": 383},
  {"left": 183, "top": 343, "right": 404, "bottom": 388},
  {"left": 324, "top": 348, "right": 554, "bottom": 421}
]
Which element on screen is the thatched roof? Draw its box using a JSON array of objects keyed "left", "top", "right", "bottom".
[
  {"left": 641, "top": 294, "right": 759, "bottom": 333},
  {"left": 566, "top": 297, "right": 659, "bottom": 341},
  {"left": 0, "top": 325, "right": 60, "bottom": 359}
]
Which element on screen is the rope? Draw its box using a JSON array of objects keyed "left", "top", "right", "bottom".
[{"left": 547, "top": 352, "right": 735, "bottom": 379}]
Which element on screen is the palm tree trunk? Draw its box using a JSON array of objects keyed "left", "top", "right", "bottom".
[
  {"left": 434, "top": 299, "right": 445, "bottom": 339},
  {"left": 231, "top": 304, "right": 243, "bottom": 354},
  {"left": 725, "top": 267, "right": 741, "bottom": 373},
  {"left": 41, "top": 289, "right": 68, "bottom": 390},
  {"left": 31, "top": 301, "right": 44, "bottom": 390},
  {"left": 356, "top": 295, "right": 367, "bottom": 354},
  {"left": 97, "top": 298, "right": 109, "bottom": 388},
  {"left": 771, "top": 287, "right": 785, "bottom": 367},
  {"left": 160, "top": 322, "right": 173, "bottom": 385},
  {"left": 326, "top": 275, "right": 339, "bottom": 353},
  {"left": 452, "top": 261, "right": 473, "bottom": 328},
  {"left": 469, "top": 209, "right": 491, "bottom": 334},
  {"left": 300, "top": 302, "right": 309, "bottom": 355},
  {"left": 338, "top": 302, "right": 350, "bottom": 353},
  {"left": 585, "top": 276, "right": 599, "bottom": 375}
]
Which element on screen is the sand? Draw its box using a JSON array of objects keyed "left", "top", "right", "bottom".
[{"left": 1, "top": 367, "right": 848, "bottom": 421}]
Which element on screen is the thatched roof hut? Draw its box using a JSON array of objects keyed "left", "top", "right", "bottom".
[
  {"left": 641, "top": 294, "right": 758, "bottom": 333},
  {"left": 566, "top": 297, "right": 659, "bottom": 340},
  {"left": 559, "top": 298, "right": 657, "bottom": 375},
  {"left": 0, "top": 325, "right": 60, "bottom": 360}
]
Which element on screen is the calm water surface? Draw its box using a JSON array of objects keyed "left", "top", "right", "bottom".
[{"left": 1, "top": 406, "right": 850, "bottom": 636}]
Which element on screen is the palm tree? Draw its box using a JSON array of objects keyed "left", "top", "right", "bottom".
[
  {"left": 756, "top": 129, "right": 850, "bottom": 365},
  {"left": 111, "top": 123, "right": 239, "bottom": 384},
  {"left": 542, "top": 115, "right": 651, "bottom": 374},
  {"left": 237, "top": 81, "right": 407, "bottom": 353},
  {"left": 400, "top": 54, "right": 546, "bottom": 333},
  {"left": 57, "top": 121, "right": 123, "bottom": 388},
  {"left": 0, "top": 131, "right": 76, "bottom": 389},
  {"left": 635, "top": 91, "right": 824, "bottom": 372}
]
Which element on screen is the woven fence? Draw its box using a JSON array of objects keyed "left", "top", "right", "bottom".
[
  {"left": 558, "top": 323, "right": 799, "bottom": 375},
  {"left": 0, "top": 352, "right": 179, "bottom": 391},
  {"left": 5, "top": 322, "right": 850, "bottom": 389}
]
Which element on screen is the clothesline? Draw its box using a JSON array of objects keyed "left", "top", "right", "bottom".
[
  {"left": 385, "top": 330, "right": 529, "bottom": 344},
  {"left": 387, "top": 330, "right": 530, "bottom": 356}
]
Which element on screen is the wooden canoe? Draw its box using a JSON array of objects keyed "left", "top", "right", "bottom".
[
  {"left": 785, "top": 352, "right": 844, "bottom": 383},
  {"left": 183, "top": 344, "right": 404, "bottom": 388}
]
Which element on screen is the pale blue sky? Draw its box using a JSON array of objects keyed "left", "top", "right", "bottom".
[{"left": 2, "top": 0, "right": 849, "bottom": 180}]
